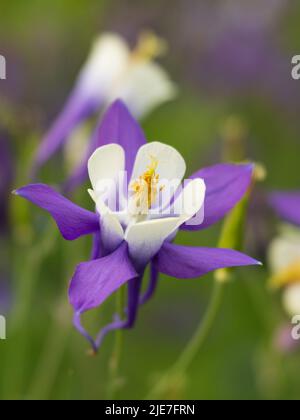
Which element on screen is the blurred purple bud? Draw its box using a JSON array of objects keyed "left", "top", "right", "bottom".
[{"left": 274, "top": 323, "right": 300, "bottom": 354}]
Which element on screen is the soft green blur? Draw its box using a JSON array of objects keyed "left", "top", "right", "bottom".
[{"left": 1, "top": 0, "right": 300, "bottom": 400}]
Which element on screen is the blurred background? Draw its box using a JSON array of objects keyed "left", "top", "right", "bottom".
[{"left": 1, "top": 0, "right": 300, "bottom": 400}]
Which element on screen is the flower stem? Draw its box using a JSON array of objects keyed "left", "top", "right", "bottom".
[
  {"left": 26, "top": 230, "right": 84, "bottom": 400},
  {"left": 12, "top": 223, "right": 58, "bottom": 330},
  {"left": 107, "top": 286, "right": 125, "bottom": 399},
  {"left": 147, "top": 280, "right": 225, "bottom": 399},
  {"left": 27, "top": 302, "right": 72, "bottom": 400},
  {"left": 1, "top": 223, "right": 58, "bottom": 399},
  {"left": 172, "top": 281, "right": 224, "bottom": 372}
]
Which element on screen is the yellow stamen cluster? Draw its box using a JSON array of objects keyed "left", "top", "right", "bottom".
[
  {"left": 130, "top": 156, "right": 160, "bottom": 214},
  {"left": 269, "top": 260, "right": 300, "bottom": 289},
  {"left": 132, "top": 31, "right": 168, "bottom": 63}
]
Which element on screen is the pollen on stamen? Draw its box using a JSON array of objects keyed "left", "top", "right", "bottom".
[
  {"left": 129, "top": 155, "right": 161, "bottom": 215},
  {"left": 132, "top": 31, "right": 168, "bottom": 62}
]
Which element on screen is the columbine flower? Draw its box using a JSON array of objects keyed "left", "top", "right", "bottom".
[
  {"left": 16, "top": 100, "right": 259, "bottom": 351},
  {"left": 268, "top": 191, "right": 300, "bottom": 356},
  {"left": 269, "top": 192, "right": 300, "bottom": 316},
  {"left": 270, "top": 192, "right": 300, "bottom": 228},
  {"left": 32, "top": 31, "right": 176, "bottom": 177},
  {"left": 268, "top": 226, "right": 300, "bottom": 316}
]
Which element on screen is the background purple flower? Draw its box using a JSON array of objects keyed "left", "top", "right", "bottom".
[
  {"left": 105, "top": 0, "right": 298, "bottom": 115},
  {"left": 0, "top": 130, "right": 14, "bottom": 235},
  {"left": 0, "top": 130, "right": 14, "bottom": 315},
  {"left": 274, "top": 323, "right": 300, "bottom": 354},
  {"left": 270, "top": 192, "right": 300, "bottom": 227},
  {"left": 174, "top": 0, "right": 293, "bottom": 104},
  {"left": 0, "top": 276, "right": 12, "bottom": 316}
]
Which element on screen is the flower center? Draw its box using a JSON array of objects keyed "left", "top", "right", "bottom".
[
  {"left": 131, "top": 31, "right": 167, "bottom": 63},
  {"left": 129, "top": 155, "right": 160, "bottom": 216},
  {"left": 270, "top": 259, "right": 300, "bottom": 289}
]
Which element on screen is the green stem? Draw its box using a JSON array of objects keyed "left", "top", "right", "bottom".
[
  {"left": 107, "top": 286, "right": 125, "bottom": 399},
  {"left": 12, "top": 224, "right": 58, "bottom": 330},
  {"left": 172, "top": 281, "right": 224, "bottom": 373},
  {"left": 1, "top": 223, "right": 58, "bottom": 399},
  {"left": 147, "top": 281, "right": 225, "bottom": 399},
  {"left": 27, "top": 301, "right": 72, "bottom": 400},
  {"left": 26, "top": 230, "right": 83, "bottom": 400}
]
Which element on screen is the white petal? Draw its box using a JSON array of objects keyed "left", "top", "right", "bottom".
[
  {"left": 130, "top": 141, "right": 186, "bottom": 211},
  {"left": 96, "top": 199, "right": 124, "bottom": 254},
  {"left": 125, "top": 217, "right": 181, "bottom": 268},
  {"left": 125, "top": 179, "right": 205, "bottom": 267},
  {"left": 169, "top": 178, "right": 206, "bottom": 226},
  {"left": 131, "top": 142, "right": 186, "bottom": 184},
  {"left": 88, "top": 189, "right": 97, "bottom": 203},
  {"left": 283, "top": 284, "right": 300, "bottom": 316},
  {"left": 112, "top": 61, "right": 177, "bottom": 119},
  {"left": 88, "top": 144, "right": 125, "bottom": 199},
  {"left": 78, "top": 33, "right": 130, "bottom": 100},
  {"left": 268, "top": 227, "right": 300, "bottom": 274}
]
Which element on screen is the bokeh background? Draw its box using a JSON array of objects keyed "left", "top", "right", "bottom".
[{"left": 1, "top": 0, "right": 300, "bottom": 400}]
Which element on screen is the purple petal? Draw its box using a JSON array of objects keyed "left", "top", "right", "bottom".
[
  {"left": 14, "top": 184, "right": 99, "bottom": 240},
  {"left": 182, "top": 163, "right": 253, "bottom": 231},
  {"left": 140, "top": 263, "right": 159, "bottom": 305},
  {"left": 90, "top": 232, "right": 103, "bottom": 260},
  {"left": 73, "top": 275, "right": 143, "bottom": 351},
  {"left": 69, "top": 242, "right": 138, "bottom": 314},
  {"left": 154, "top": 242, "right": 260, "bottom": 279},
  {"left": 32, "top": 88, "right": 99, "bottom": 176},
  {"left": 269, "top": 192, "right": 300, "bottom": 227},
  {"left": 73, "top": 312, "right": 98, "bottom": 353},
  {"left": 95, "top": 100, "right": 147, "bottom": 177},
  {"left": 95, "top": 276, "right": 143, "bottom": 349},
  {"left": 64, "top": 99, "right": 146, "bottom": 192}
]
